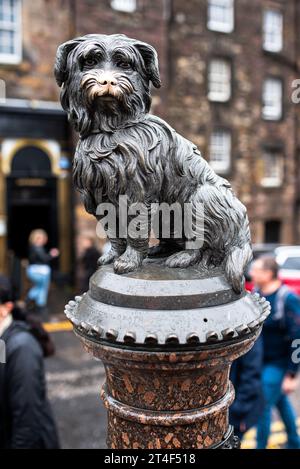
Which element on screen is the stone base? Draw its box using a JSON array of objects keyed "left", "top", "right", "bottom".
[{"left": 65, "top": 262, "right": 270, "bottom": 449}]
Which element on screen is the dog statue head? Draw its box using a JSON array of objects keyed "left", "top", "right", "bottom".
[{"left": 55, "top": 34, "right": 161, "bottom": 137}]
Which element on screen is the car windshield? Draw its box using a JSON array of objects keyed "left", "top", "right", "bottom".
[{"left": 281, "top": 256, "right": 300, "bottom": 271}]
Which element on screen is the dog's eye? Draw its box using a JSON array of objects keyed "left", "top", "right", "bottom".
[
  {"left": 84, "top": 57, "right": 97, "bottom": 67},
  {"left": 117, "top": 61, "right": 132, "bottom": 70}
]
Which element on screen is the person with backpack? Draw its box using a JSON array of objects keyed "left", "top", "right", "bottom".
[
  {"left": 229, "top": 336, "right": 264, "bottom": 441},
  {"left": 250, "top": 256, "right": 300, "bottom": 449},
  {"left": 0, "top": 275, "right": 60, "bottom": 449}
]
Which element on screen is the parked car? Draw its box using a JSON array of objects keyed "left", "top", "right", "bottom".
[
  {"left": 275, "top": 246, "right": 300, "bottom": 295},
  {"left": 245, "top": 245, "right": 300, "bottom": 295}
]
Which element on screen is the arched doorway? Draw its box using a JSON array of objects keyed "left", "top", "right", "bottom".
[
  {"left": 6, "top": 145, "right": 59, "bottom": 259},
  {"left": 0, "top": 105, "right": 72, "bottom": 292}
]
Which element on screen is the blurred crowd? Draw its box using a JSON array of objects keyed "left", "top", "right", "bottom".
[
  {"left": 230, "top": 256, "right": 300, "bottom": 448},
  {"left": 0, "top": 229, "right": 101, "bottom": 448},
  {"left": 1, "top": 235, "right": 300, "bottom": 448}
]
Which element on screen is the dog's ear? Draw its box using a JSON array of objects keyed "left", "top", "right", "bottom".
[
  {"left": 134, "top": 41, "right": 161, "bottom": 88},
  {"left": 54, "top": 37, "right": 84, "bottom": 87}
]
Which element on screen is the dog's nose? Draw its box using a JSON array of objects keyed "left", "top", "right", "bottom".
[{"left": 98, "top": 75, "right": 117, "bottom": 86}]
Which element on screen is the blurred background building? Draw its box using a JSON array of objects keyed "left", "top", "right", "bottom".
[{"left": 0, "top": 0, "right": 299, "bottom": 287}]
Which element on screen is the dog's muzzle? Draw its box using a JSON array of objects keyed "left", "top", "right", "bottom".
[{"left": 81, "top": 70, "right": 134, "bottom": 104}]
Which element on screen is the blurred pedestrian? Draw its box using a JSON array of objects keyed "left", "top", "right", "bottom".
[
  {"left": 0, "top": 276, "right": 60, "bottom": 449},
  {"left": 250, "top": 256, "right": 300, "bottom": 449},
  {"left": 229, "top": 336, "right": 264, "bottom": 441},
  {"left": 79, "top": 235, "right": 100, "bottom": 292},
  {"left": 26, "top": 229, "right": 59, "bottom": 318}
]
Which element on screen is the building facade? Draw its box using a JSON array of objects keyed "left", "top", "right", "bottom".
[
  {"left": 0, "top": 0, "right": 299, "bottom": 282},
  {"left": 0, "top": 0, "right": 76, "bottom": 281},
  {"left": 167, "top": 0, "right": 300, "bottom": 246}
]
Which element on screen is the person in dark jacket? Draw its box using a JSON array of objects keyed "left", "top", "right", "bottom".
[
  {"left": 27, "top": 229, "right": 59, "bottom": 316},
  {"left": 250, "top": 256, "right": 300, "bottom": 449},
  {"left": 0, "top": 277, "right": 60, "bottom": 449},
  {"left": 229, "top": 336, "right": 264, "bottom": 440},
  {"left": 79, "top": 235, "right": 100, "bottom": 292}
]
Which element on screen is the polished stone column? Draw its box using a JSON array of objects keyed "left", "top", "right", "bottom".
[{"left": 65, "top": 262, "right": 270, "bottom": 449}]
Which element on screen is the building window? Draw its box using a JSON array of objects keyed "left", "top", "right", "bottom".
[
  {"left": 111, "top": 0, "right": 136, "bottom": 12},
  {"left": 263, "top": 10, "right": 283, "bottom": 53},
  {"left": 264, "top": 220, "right": 281, "bottom": 243},
  {"left": 209, "top": 130, "right": 231, "bottom": 173},
  {"left": 261, "top": 150, "right": 283, "bottom": 187},
  {"left": 0, "top": 0, "right": 21, "bottom": 64},
  {"left": 207, "top": 0, "right": 234, "bottom": 33},
  {"left": 208, "top": 59, "right": 231, "bottom": 102},
  {"left": 262, "top": 78, "right": 282, "bottom": 120}
]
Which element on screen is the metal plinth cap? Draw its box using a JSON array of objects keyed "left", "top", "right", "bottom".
[{"left": 65, "top": 263, "right": 270, "bottom": 349}]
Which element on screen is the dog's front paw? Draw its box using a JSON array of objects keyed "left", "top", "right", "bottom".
[
  {"left": 166, "top": 250, "right": 200, "bottom": 268},
  {"left": 114, "top": 247, "right": 144, "bottom": 274},
  {"left": 98, "top": 249, "right": 119, "bottom": 266},
  {"left": 207, "top": 253, "right": 224, "bottom": 268}
]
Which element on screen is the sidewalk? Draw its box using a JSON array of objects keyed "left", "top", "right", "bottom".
[{"left": 46, "top": 283, "right": 76, "bottom": 322}]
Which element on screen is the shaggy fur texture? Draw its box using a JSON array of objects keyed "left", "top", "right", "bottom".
[{"left": 55, "top": 34, "right": 252, "bottom": 293}]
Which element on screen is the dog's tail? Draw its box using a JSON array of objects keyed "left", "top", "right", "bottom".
[{"left": 225, "top": 242, "right": 253, "bottom": 294}]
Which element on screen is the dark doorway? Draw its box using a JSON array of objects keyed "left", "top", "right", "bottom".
[
  {"left": 6, "top": 177, "right": 58, "bottom": 259},
  {"left": 6, "top": 146, "right": 58, "bottom": 260},
  {"left": 264, "top": 220, "right": 281, "bottom": 244}
]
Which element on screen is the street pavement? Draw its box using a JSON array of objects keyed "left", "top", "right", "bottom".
[
  {"left": 46, "top": 329, "right": 107, "bottom": 449},
  {"left": 45, "top": 325, "right": 300, "bottom": 450}
]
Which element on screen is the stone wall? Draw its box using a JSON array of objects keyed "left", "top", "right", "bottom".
[
  {"left": 0, "top": 0, "right": 73, "bottom": 101},
  {"left": 167, "top": 0, "right": 299, "bottom": 244},
  {"left": 0, "top": 0, "right": 299, "bottom": 247}
]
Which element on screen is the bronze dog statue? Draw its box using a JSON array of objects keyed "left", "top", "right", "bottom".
[{"left": 55, "top": 34, "right": 252, "bottom": 293}]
